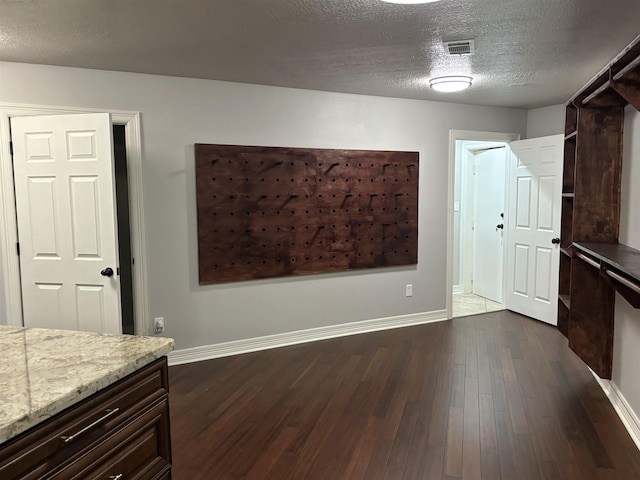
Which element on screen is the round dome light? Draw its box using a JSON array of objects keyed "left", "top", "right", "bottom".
[
  {"left": 380, "top": 0, "right": 442, "bottom": 3},
  {"left": 429, "top": 76, "right": 473, "bottom": 92}
]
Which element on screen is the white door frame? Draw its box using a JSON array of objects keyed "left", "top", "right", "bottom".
[
  {"left": 0, "top": 103, "right": 150, "bottom": 334},
  {"left": 446, "top": 130, "right": 521, "bottom": 319}
]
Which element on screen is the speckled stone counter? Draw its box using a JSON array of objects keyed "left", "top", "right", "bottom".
[{"left": 0, "top": 325, "right": 174, "bottom": 444}]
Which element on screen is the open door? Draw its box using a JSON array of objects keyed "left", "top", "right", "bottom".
[
  {"left": 472, "top": 147, "right": 507, "bottom": 303},
  {"left": 11, "top": 113, "right": 122, "bottom": 334},
  {"left": 505, "top": 135, "right": 563, "bottom": 325}
]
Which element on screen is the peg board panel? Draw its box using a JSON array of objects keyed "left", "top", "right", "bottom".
[{"left": 195, "top": 144, "right": 419, "bottom": 284}]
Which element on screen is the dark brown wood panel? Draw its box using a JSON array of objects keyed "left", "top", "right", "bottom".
[
  {"left": 564, "top": 103, "right": 578, "bottom": 136},
  {"left": 568, "top": 254, "right": 615, "bottom": 378},
  {"left": 169, "top": 311, "right": 640, "bottom": 479},
  {"left": 572, "top": 107, "right": 624, "bottom": 244},
  {"left": 562, "top": 136, "right": 576, "bottom": 193},
  {"left": 557, "top": 301, "right": 570, "bottom": 337},
  {"left": 195, "top": 144, "right": 419, "bottom": 284},
  {"left": 560, "top": 197, "right": 573, "bottom": 249}
]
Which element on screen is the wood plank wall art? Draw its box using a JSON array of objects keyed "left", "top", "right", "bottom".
[{"left": 195, "top": 144, "right": 419, "bottom": 284}]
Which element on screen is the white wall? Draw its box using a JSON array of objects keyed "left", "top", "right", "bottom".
[
  {"left": 612, "top": 105, "right": 640, "bottom": 418},
  {"left": 526, "top": 105, "right": 565, "bottom": 138},
  {"left": 452, "top": 141, "right": 463, "bottom": 289},
  {"left": 0, "top": 61, "right": 527, "bottom": 349}
]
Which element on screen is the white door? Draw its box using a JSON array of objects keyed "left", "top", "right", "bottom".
[
  {"left": 11, "top": 113, "right": 122, "bottom": 334},
  {"left": 473, "top": 147, "right": 507, "bottom": 303},
  {"left": 505, "top": 135, "right": 563, "bottom": 325}
]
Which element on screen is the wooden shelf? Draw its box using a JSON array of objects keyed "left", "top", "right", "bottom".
[
  {"left": 613, "top": 55, "right": 640, "bottom": 81},
  {"left": 574, "top": 242, "right": 640, "bottom": 281},
  {"left": 559, "top": 294, "right": 571, "bottom": 309},
  {"left": 573, "top": 242, "right": 640, "bottom": 308},
  {"left": 562, "top": 193, "right": 575, "bottom": 198},
  {"left": 611, "top": 35, "right": 640, "bottom": 81},
  {"left": 565, "top": 131, "right": 577, "bottom": 141},
  {"left": 610, "top": 35, "right": 640, "bottom": 110},
  {"left": 581, "top": 80, "right": 626, "bottom": 107}
]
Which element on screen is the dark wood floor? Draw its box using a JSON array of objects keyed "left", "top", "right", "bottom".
[{"left": 169, "top": 311, "right": 640, "bottom": 479}]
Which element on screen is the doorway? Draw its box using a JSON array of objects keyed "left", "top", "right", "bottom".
[
  {"left": 453, "top": 141, "right": 509, "bottom": 317},
  {"left": 0, "top": 104, "right": 149, "bottom": 334},
  {"left": 446, "top": 130, "right": 521, "bottom": 319},
  {"left": 113, "top": 124, "right": 135, "bottom": 334}
]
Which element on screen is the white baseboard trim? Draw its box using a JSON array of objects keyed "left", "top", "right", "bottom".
[
  {"left": 453, "top": 285, "right": 463, "bottom": 295},
  {"left": 592, "top": 374, "right": 640, "bottom": 451},
  {"left": 168, "top": 310, "right": 447, "bottom": 366}
]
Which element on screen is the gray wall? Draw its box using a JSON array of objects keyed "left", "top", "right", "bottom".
[
  {"left": 613, "top": 105, "right": 640, "bottom": 420},
  {"left": 526, "top": 105, "right": 565, "bottom": 138},
  {"left": 0, "top": 61, "right": 527, "bottom": 348}
]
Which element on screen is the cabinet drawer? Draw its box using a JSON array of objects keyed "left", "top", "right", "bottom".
[
  {"left": 0, "top": 358, "right": 169, "bottom": 480},
  {"left": 51, "top": 399, "right": 171, "bottom": 480}
]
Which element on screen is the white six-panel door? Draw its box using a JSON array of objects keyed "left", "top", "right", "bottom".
[
  {"left": 10, "top": 113, "right": 121, "bottom": 333},
  {"left": 505, "top": 135, "right": 563, "bottom": 325}
]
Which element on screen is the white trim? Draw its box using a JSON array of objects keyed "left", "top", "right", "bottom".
[
  {"left": 446, "top": 130, "right": 521, "bottom": 321},
  {"left": 168, "top": 310, "right": 448, "bottom": 366},
  {"left": 592, "top": 374, "right": 640, "bottom": 451},
  {"left": 460, "top": 145, "right": 475, "bottom": 294},
  {"left": 0, "top": 103, "right": 149, "bottom": 334},
  {"left": 453, "top": 285, "right": 463, "bottom": 295}
]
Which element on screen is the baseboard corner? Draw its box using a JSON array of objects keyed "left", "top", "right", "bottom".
[
  {"left": 168, "top": 309, "right": 447, "bottom": 366},
  {"left": 593, "top": 375, "right": 640, "bottom": 452}
]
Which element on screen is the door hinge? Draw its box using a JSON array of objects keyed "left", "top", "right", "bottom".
[
  {"left": 16, "top": 242, "right": 20, "bottom": 256},
  {"left": 9, "top": 141, "right": 13, "bottom": 155}
]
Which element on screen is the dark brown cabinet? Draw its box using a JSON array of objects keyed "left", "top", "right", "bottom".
[
  {"left": 0, "top": 357, "right": 171, "bottom": 480},
  {"left": 559, "top": 34, "right": 640, "bottom": 378}
]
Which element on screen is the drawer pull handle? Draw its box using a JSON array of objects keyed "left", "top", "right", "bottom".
[
  {"left": 61, "top": 408, "right": 120, "bottom": 444},
  {"left": 109, "top": 475, "right": 124, "bottom": 480}
]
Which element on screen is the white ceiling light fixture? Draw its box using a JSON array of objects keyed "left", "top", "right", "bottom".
[
  {"left": 380, "top": 0, "right": 442, "bottom": 4},
  {"left": 429, "top": 76, "right": 473, "bottom": 92}
]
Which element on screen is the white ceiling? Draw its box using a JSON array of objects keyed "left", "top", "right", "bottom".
[{"left": 1, "top": 0, "right": 639, "bottom": 109}]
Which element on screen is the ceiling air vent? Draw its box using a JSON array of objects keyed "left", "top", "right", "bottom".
[{"left": 444, "top": 40, "right": 475, "bottom": 56}]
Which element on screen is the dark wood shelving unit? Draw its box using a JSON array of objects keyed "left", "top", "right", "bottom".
[{"left": 558, "top": 34, "right": 640, "bottom": 379}]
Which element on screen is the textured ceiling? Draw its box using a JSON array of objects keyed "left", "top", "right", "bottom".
[{"left": 1, "top": 0, "right": 639, "bottom": 108}]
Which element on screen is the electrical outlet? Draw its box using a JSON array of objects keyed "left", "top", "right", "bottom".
[
  {"left": 154, "top": 317, "right": 165, "bottom": 334},
  {"left": 405, "top": 284, "right": 413, "bottom": 297}
]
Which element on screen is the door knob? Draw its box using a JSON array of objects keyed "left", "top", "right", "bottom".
[
  {"left": 496, "top": 224, "right": 504, "bottom": 230},
  {"left": 101, "top": 267, "right": 114, "bottom": 277},
  {"left": 551, "top": 237, "right": 561, "bottom": 244}
]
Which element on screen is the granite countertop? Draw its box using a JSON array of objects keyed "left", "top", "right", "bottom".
[{"left": 0, "top": 325, "right": 174, "bottom": 444}]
